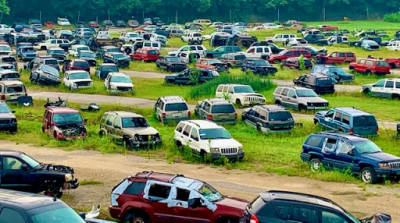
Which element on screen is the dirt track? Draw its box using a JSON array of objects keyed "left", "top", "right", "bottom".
[{"left": 1, "top": 141, "right": 399, "bottom": 221}]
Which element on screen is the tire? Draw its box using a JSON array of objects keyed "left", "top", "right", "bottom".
[
  {"left": 362, "top": 88, "right": 370, "bottom": 94},
  {"left": 40, "top": 46, "right": 46, "bottom": 50},
  {"left": 130, "top": 213, "right": 150, "bottom": 223},
  {"left": 125, "top": 138, "right": 133, "bottom": 150},
  {"left": 256, "top": 124, "right": 262, "bottom": 131},
  {"left": 99, "top": 131, "right": 105, "bottom": 138},
  {"left": 365, "top": 70, "right": 371, "bottom": 75},
  {"left": 200, "top": 150, "right": 207, "bottom": 161},
  {"left": 349, "top": 66, "right": 354, "bottom": 71},
  {"left": 310, "top": 158, "right": 322, "bottom": 172},
  {"left": 361, "top": 167, "right": 378, "bottom": 184},
  {"left": 235, "top": 99, "right": 242, "bottom": 106},
  {"left": 141, "top": 58, "right": 145, "bottom": 63},
  {"left": 313, "top": 119, "right": 319, "bottom": 125},
  {"left": 298, "top": 104, "right": 306, "bottom": 111},
  {"left": 391, "top": 94, "right": 400, "bottom": 100},
  {"left": 274, "top": 100, "right": 281, "bottom": 105},
  {"left": 390, "top": 63, "right": 396, "bottom": 69}
]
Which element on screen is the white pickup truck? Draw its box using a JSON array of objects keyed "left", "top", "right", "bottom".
[
  {"left": 0, "top": 24, "right": 14, "bottom": 34},
  {"left": 265, "top": 34, "right": 297, "bottom": 43}
]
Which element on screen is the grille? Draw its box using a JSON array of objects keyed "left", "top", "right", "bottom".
[
  {"left": 76, "top": 81, "right": 91, "bottom": 87},
  {"left": 0, "top": 119, "right": 10, "bottom": 124},
  {"left": 117, "top": 87, "right": 132, "bottom": 91},
  {"left": 249, "top": 97, "right": 265, "bottom": 103},
  {"left": 308, "top": 102, "right": 328, "bottom": 107},
  {"left": 221, "top": 148, "right": 238, "bottom": 155},
  {"left": 389, "top": 162, "right": 400, "bottom": 169},
  {"left": 139, "top": 135, "right": 149, "bottom": 142}
]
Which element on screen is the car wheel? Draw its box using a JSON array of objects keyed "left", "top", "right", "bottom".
[
  {"left": 235, "top": 99, "right": 242, "bottom": 106},
  {"left": 256, "top": 124, "right": 262, "bottom": 131},
  {"left": 313, "top": 119, "right": 319, "bottom": 125},
  {"left": 298, "top": 104, "right": 306, "bottom": 111},
  {"left": 362, "top": 88, "right": 370, "bottom": 94},
  {"left": 130, "top": 213, "right": 149, "bottom": 223},
  {"left": 365, "top": 70, "right": 371, "bottom": 75},
  {"left": 99, "top": 131, "right": 105, "bottom": 138},
  {"left": 274, "top": 100, "right": 281, "bottom": 105},
  {"left": 310, "top": 158, "right": 322, "bottom": 172},
  {"left": 392, "top": 94, "right": 400, "bottom": 100},
  {"left": 361, "top": 167, "right": 378, "bottom": 184},
  {"left": 125, "top": 139, "right": 133, "bottom": 150}
]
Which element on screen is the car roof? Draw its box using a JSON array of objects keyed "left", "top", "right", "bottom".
[
  {"left": 47, "top": 107, "right": 79, "bottom": 114},
  {"left": 65, "top": 70, "right": 89, "bottom": 74},
  {"left": 255, "top": 105, "right": 288, "bottom": 112},
  {"left": 100, "top": 63, "right": 117, "bottom": 67},
  {"left": 130, "top": 171, "right": 205, "bottom": 190},
  {"left": 0, "top": 150, "right": 24, "bottom": 156},
  {"left": 160, "top": 96, "right": 186, "bottom": 103},
  {"left": 332, "top": 107, "right": 373, "bottom": 116},
  {"left": 71, "top": 59, "right": 87, "bottom": 63},
  {"left": 0, "top": 189, "right": 61, "bottom": 210},
  {"left": 183, "top": 120, "right": 222, "bottom": 129},
  {"left": 105, "top": 111, "right": 143, "bottom": 118},
  {"left": 277, "top": 85, "right": 308, "bottom": 90},
  {"left": 48, "top": 47, "right": 64, "bottom": 51},
  {"left": 108, "top": 72, "right": 127, "bottom": 77},
  {"left": 204, "top": 98, "right": 231, "bottom": 104},
  {"left": 311, "top": 132, "right": 368, "bottom": 141},
  {"left": 0, "top": 80, "right": 24, "bottom": 86},
  {"left": 218, "top": 84, "right": 250, "bottom": 87}
]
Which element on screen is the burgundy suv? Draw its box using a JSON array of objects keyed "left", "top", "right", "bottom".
[
  {"left": 62, "top": 59, "right": 90, "bottom": 73},
  {"left": 109, "top": 171, "right": 248, "bottom": 223},
  {"left": 268, "top": 49, "right": 311, "bottom": 64}
]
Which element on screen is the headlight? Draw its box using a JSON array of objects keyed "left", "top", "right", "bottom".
[
  {"left": 11, "top": 118, "right": 17, "bottom": 123},
  {"left": 65, "top": 174, "right": 73, "bottom": 182},
  {"left": 238, "top": 146, "right": 244, "bottom": 153},
  {"left": 244, "top": 97, "right": 249, "bottom": 101},
  {"left": 110, "top": 84, "right": 117, "bottom": 89},
  {"left": 379, "top": 163, "right": 391, "bottom": 169},
  {"left": 73, "top": 83, "right": 77, "bottom": 88},
  {"left": 210, "top": 148, "right": 220, "bottom": 153}
]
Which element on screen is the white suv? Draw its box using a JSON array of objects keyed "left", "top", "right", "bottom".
[
  {"left": 104, "top": 72, "right": 134, "bottom": 93},
  {"left": 168, "top": 45, "right": 207, "bottom": 57},
  {"left": 215, "top": 84, "right": 266, "bottom": 106},
  {"left": 173, "top": 120, "right": 244, "bottom": 160}
]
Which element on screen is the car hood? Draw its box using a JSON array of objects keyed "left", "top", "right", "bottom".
[
  {"left": 0, "top": 113, "right": 15, "bottom": 119},
  {"left": 208, "top": 139, "right": 242, "bottom": 148},
  {"left": 125, "top": 127, "right": 158, "bottom": 135},
  {"left": 70, "top": 78, "right": 92, "bottom": 83},
  {"left": 316, "top": 111, "right": 328, "bottom": 116},
  {"left": 235, "top": 93, "right": 265, "bottom": 98},
  {"left": 362, "top": 84, "right": 374, "bottom": 88},
  {"left": 299, "top": 97, "right": 328, "bottom": 103},
  {"left": 111, "top": 82, "right": 133, "bottom": 87},
  {"left": 216, "top": 196, "right": 248, "bottom": 210},
  {"left": 359, "top": 152, "right": 400, "bottom": 162},
  {"left": 81, "top": 57, "right": 96, "bottom": 61},
  {"left": 168, "top": 51, "right": 178, "bottom": 56}
]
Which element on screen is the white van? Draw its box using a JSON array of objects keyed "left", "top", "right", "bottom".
[{"left": 386, "top": 41, "right": 400, "bottom": 51}]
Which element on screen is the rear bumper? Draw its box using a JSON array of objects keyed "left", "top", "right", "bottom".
[
  {"left": 162, "top": 117, "right": 190, "bottom": 123},
  {"left": 213, "top": 119, "right": 237, "bottom": 125}
]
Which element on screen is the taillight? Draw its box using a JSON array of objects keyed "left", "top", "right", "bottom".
[
  {"left": 188, "top": 111, "right": 191, "bottom": 117},
  {"left": 207, "top": 114, "right": 213, "bottom": 120},
  {"left": 0, "top": 94, "right": 4, "bottom": 100},
  {"left": 376, "top": 126, "right": 379, "bottom": 133},
  {"left": 349, "top": 128, "right": 353, "bottom": 134},
  {"left": 25, "top": 92, "right": 28, "bottom": 96},
  {"left": 161, "top": 112, "right": 166, "bottom": 118},
  {"left": 250, "top": 214, "right": 259, "bottom": 223},
  {"left": 235, "top": 113, "right": 238, "bottom": 119}
]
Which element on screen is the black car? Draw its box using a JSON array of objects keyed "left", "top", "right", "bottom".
[
  {"left": 0, "top": 102, "right": 17, "bottom": 132},
  {"left": 241, "top": 190, "right": 391, "bottom": 223},
  {"left": 96, "top": 46, "right": 121, "bottom": 59},
  {"left": 0, "top": 189, "right": 87, "bottom": 223},
  {"left": 0, "top": 150, "right": 78, "bottom": 198},
  {"left": 95, "top": 63, "right": 119, "bottom": 79},
  {"left": 304, "top": 34, "right": 324, "bottom": 44},
  {"left": 251, "top": 41, "right": 285, "bottom": 54},
  {"left": 156, "top": 56, "right": 187, "bottom": 72},
  {"left": 242, "top": 105, "right": 294, "bottom": 133},
  {"left": 46, "top": 47, "right": 67, "bottom": 63},
  {"left": 241, "top": 59, "right": 277, "bottom": 75},
  {"left": 293, "top": 73, "right": 335, "bottom": 94},
  {"left": 103, "top": 52, "right": 130, "bottom": 68},
  {"left": 164, "top": 68, "right": 216, "bottom": 85},
  {"left": 78, "top": 50, "right": 97, "bottom": 66}
]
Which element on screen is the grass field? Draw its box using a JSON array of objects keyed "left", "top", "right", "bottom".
[{"left": 3, "top": 100, "right": 399, "bottom": 184}]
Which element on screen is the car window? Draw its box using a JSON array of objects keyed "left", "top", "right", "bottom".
[
  {"left": 331, "top": 52, "right": 337, "bottom": 57},
  {"left": 375, "top": 80, "right": 385, "bottom": 87},
  {"left": 294, "top": 51, "right": 300, "bottom": 56},
  {"left": 323, "top": 138, "right": 337, "bottom": 153},
  {"left": 325, "top": 110, "right": 334, "bottom": 118},
  {"left": 190, "top": 128, "right": 199, "bottom": 141},
  {"left": 359, "top": 59, "right": 365, "bottom": 64},
  {"left": 342, "top": 115, "right": 350, "bottom": 125},
  {"left": 148, "top": 184, "right": 171, "bottom": 199},
  {"left": 217, "top": 85, "right": 223, "bottom": 92},
  {"left": 305, "top": 135, "right": 324, "bottom": 147},
  {"left": 396, "top": 82, "right": 400, "bottom": 89},
  {"left": 113, "top": 117, "right": 121, "bottom": 128},
  {"left": 183, "top": 125, "right": 192, "bottom": 136},
  {"left": 285, "top": 51, "right": 293, "bottom": 56},
  {"left": 365, "top": 61, "right": 373, "bottom": 66},
  {"left": 322, "top": 211, "right": 349, "bottom": 223},
  {"left": 289, "top": 206, "right": 318, "bottom": 223},
  {"left": 106, "top": 115, "right": 114, "bottom": 126},
  {"left": 176, "top": 188, "right": 190, "bottom": 201},
  {"left": 337, "top": 140, "right": 353, "bottom": 155},
  {"left": 346, "top": 53, "right": 354, "bottom": 57},
  {"left": 176, "top": 123, "right": 185, "bottom": 132},
  {"left": 281, "top": 88, "right": 289, "bottom": 96},
  {"left": 288, "top": 90, "right": 296, "bottom": 98},
  {"left": 2, "top": 157, "right": 23, "bottom": 170},
  {"left": 256, "top": 48, "right": 263, "bottom": 53},
  {"left": 385, "top": 81, "right": 394, "bottom": 88},
  {"left": 339, "top": 53, "right": 345, "bottom": 57},
  {"left": 334, "top": 112, "right": 342, "bottom": 122},
  {"left": 124, "top": 182, "right": 146, "bottom": 195},
  {"left": 0, "top": 208, "right": 25, "bottom": 223}
]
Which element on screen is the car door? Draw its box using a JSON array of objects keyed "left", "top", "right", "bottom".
[
  {"left": 354, "top": 59, "right": 365, "bottom": 72},
  {"left": 175, "top": 70, "right": 190, "bottom": 85},
  {"left": 280, "top": 88, "right": 290, "bottom": 107},
  {"left": 63, "top": 73, "right": 70, "bottom": 87},
  {"left": 383, "top": 80, "right": 394, "bottom": 98},
  {"left": 371, "top": 80, "right": 385, "bottom": 97},
  {"left": 181, "top": 125, "right": 192, "bottom": 146},
  {"left": 319, "top": 109, "right": 335, "bottom": 129},
  {"left": 333, "top": 139, "right": 359, "bottom": 172},
  {"left": 287, "top": 89, "right": 298, "bottom": 109},
  {"left": 244, "top": 108, "right": 257, "bottom": 127},
  {"left": 288, "top": 205, "right": 318, "bottom": 223},
  {"left": 104, "top": 115, "right": 116, "bottom": 139},
  {"left": 197, "top": 101, "right": 206, "bottom": 118},
  {"left": 188, "top": 128, "right": 200, "bottom": 152},
  {"left": 144, "top": 182, "right": 175, "bottom": 223},
  {"left": 332, "top": 111, "right": 343, "bottom": 131},
  {"left": 321, "top": 137, "right": 339, "bottom": 168},
  {"left": 112, "top": 116, "right": 124, "bottom": 144},
  {"left": 0, "top": 156, "right": 31, "bottom": 191}
]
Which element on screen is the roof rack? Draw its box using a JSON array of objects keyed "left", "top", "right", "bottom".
[{"left": 267, "top": 190, "right": 333, "bottom": 203}]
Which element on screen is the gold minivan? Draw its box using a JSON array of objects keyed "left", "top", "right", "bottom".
[{"left": 0, "top": 81, "right": 27, "bottom": 101}]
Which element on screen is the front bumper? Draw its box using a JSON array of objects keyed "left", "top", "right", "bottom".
[
  {"left": 375, "top": 168, "right": 400, "bottom": 179},
  {"left": 66, "top": 178, "right": 79, "bottom": 190},
  {"left": 306, "top": 105, "right": 329, "bottom": 110},
  {"left": 129, "top": 139, "right": 162, "bottom": 148},
  {"left": 300, "top": 153, "right": 311, "bottom": 162},
  {"left": 0, "top": 123, "right": 17, "bottom": 131},
  {"left": 211, "top": 152, "right": 245, "bottom": 160}
]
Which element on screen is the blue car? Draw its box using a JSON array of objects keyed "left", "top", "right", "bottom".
[
  {"left": 314, "top": 107, "right": 378, "bottom": 137},
  {"left": 301, "top": 132, "right": 400, "bottom": 183},
  {"left": 311, "top": 64, "right": 354, "bottom": 83},
  {"left": 17, "top": 46, "right": 37, "bottom": 61},
  {"left": 241, "top": 58, "right": 277, "bottom": 75}
]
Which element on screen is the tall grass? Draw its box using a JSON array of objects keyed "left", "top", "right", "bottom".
[{"left": 189, "top": 74, "right": 274, "bottom": 99}]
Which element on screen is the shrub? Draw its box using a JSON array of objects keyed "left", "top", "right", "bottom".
[
  {"left": 189, "top": 73, "right": 274, "bottom": 99},
  {"left": 383, "top": 12, "right": 400, "bottom": 23},
  {"left": 299, "top": 54, "right": 305, "bottom": 70}
]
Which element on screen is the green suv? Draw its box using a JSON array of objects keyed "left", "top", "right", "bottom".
[{"left": 195, "top": 98, "right": 237, "bottom": 124}]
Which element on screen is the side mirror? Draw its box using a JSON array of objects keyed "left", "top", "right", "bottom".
[
  {"left": 21, "top": 164, "right": 29, "bottom": 171},
  {"left": 372, "top": 84, "right": 376, "bottom": 87},
  {"left": 292, "top": 95, "right": 297, "bottom": 99},
  {"left": 11, "top": 110, "right": 15, "bottom": 113},
  {"left": 188, "top": 198, "right": 202, "bottom": 209},
  {"left": 114, "top": 125, "right": 121, "bottom": 129}
]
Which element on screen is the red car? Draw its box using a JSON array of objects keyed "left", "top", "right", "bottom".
[
  {"left": 134, "top": 25, "right": 147, "bottom": 31},
  {"left": 42, "top": 107, "right": 87, "bottom": 140},
  {"left": 62, "top": 59, "right": 90, "bottom": 72},
  {"left": 44, "top": 21, "right": 56, "bottom": 28},
  {"left": 317, "top": 25, "right": 339, "bottom": 31},
  {"left": 268, "top": 49, "right": 311, "bottom": 64},
  {"left": 132, "top": 48, "right": 160, "bottom": 62},
  {"left": 315, "top": 51, "right": 356, "bottom": 64},
  {"left": 195, "top": 58, "right": 229, "bottom": 72},
  {"left": 349, "top": 58, "right": 391, "bottom": 75},
  {"left": 282, "top": 57, "right": 313, "bottom": 69},
  {"left": 385, "top": 58, "right": 400, "bottom": 68},
  {"left": 88, "top": 21, "right": 99, "bottom": 28},
  {"left": 109, "top": 171, "right": 248, "bottom": 223}
]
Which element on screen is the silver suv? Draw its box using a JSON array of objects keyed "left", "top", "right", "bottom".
[
  {"left": 154, "top": 96, "right": 191, "bottom": 123},
  {"left": 273, "top": 86, "right": 329, "bottom": 111},
  {"left": 195, "top": 98, "right": 237, "bottom": 124}
]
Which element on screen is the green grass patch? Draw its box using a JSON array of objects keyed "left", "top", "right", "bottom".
[{"left": 79, "top": 180, "right": 103, "bottom": 186}]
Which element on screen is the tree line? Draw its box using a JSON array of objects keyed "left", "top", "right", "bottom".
[{"left": 1, "top": 0, "right": 399, "bottom": 24}]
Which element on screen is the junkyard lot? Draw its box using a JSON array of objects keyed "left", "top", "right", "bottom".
[{"left": 1, "top": 140, "right": 399, "bottom": 221}]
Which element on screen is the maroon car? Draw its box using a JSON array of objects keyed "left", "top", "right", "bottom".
[
  {"left": 88, "top": 21, "right": 99, "bottom": 28},
  {"left": 109, "top": 171, "right": 248, "bottom": 223},
  {"left": 268, "top": 49, "right": 311, "bottom": 64},
  {"left": 315, "top": 51, "right": 356, "bottom": 64},
  {"left": 282, "top": 57, "right": 313, "bottom": 69},
  {"left": 62, "top": 59, "right": 90, "bottom": 73}
]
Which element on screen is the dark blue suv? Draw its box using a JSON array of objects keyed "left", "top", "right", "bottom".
[
  {"left": 314, "top": 107, "right": 378, "bottom": 137},
  {"left": 311, "top": 64, "right": 354, "bottom": 83},
  {"left": 300, "top": 132, "right": 400, "bottom": 183},
  {"left": 240, "top": 190, "right": 390, "bottom": 223},
  {"left": 241, "top": 59, "right": 278, "bottom": 75}
]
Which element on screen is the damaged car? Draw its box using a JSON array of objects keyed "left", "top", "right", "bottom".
[
  {"left": 29, "top": 64, "right": 61, "bottom": 85},
  {"left": 78, "top": 50, "right": 97, "bottom": 66},
  {"left": 104, "top": 72, "right": 134, "bottom": 93},
  {"left": 63, "top": 70, "right": 93, "bottom": 90},
  {"left": 0, "top": 101, "right": 17, "bottom": 132},
  {"left": 109, "top": 171, "right": 248, "bottom": 223},
  {"left": 0, "top": 150, "right": 79, "bottom": 198},
  {"left": 42, "top": 106, "right": 87, "bottom": 140}
]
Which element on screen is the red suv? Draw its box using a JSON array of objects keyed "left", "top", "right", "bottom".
[
  {"left": 385, "top": 58, "right": 400, "bottom": 68},
  {"left": 349, "top": 58, "right": 391, "bottom": 75},
  {"left": 109, "top": 171, "right": 248, "bottom": 223},
  {"left": 315, "top": 51, "right": 356, "bottom": 64},
  {"left": 42, "top": 107, "right": 87, "bottom": 140},
  {"left": 132, "top": 48, "right": 160, "bottom": 62},
  {"left": 268, "top": 49, "right": 311, "bottom": 64},
  {"left": 62, "top": 59, "right": 90, "bottom": 73}
]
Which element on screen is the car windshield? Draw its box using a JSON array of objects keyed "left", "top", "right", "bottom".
[
  {"left": 51, "top": 50, "right": 65, "bottom": 55},
  {"left": 148, "top": 50, "right": 159, "bottom": 55},
  {"left": 353, "top": 116, "right": 377, "bottom": 127},
  {"left": 80, "top": 52, "right": 95, "bottom": 58},
  {"left": 0, "top": 104, "right": 10, "bottom": 113},
  {"left": 42, "top": 65, "right": 59, "bottom": 76},
  {"left": 2, "top": 72, "right": 19, "bottom": 79},
  {"left": 353, "top": 140, "right": 382, "bottom": 154},
  {"left": 70, "top": 72, "right": 90, "bottom": 80},
  {"left": 278, "top": 50, "right": 288, "bottom": 55},
  {"left": 166, "top": 57, "right": 181, "bottom": 62},
  {"left": 0, "top": 45, "right": 10, "bottom": 51},
  {"left": 296, "top": 89, "right": 318, "bottom": 97},
  {"left": 53, "top": 113, "right": 83, "bottom": 125},
  {"left": 211, "top": 104, "right": 235, "bottom": 113},
  {"left": 45, "top": 60, "right": 58, "bottom": 65},
  {"left": 74, "top": 61, "right": 89, "bottom": 67},
  {"left": 122, "top": 117, "right": 149, "bottom": 128},
  {"left": 129, "top": 33, "right": 140, "bottom": 37},
  {"left": 113, "top": 54, "right": 126, "bottom": 59},
  {"left": 233, "top": 86, "right": 254, "bottom": 93},
  {"left": 102, "top": 66, "right": 118, "bottom": 72},
  {"left": 110, "top": 76, "right": 131, "bottom": 83},
  {"left": 29, "top": 203, "right": 86, "bottom": 223},
  {"left": 77, "top": 47, "right": 89, "bottom": 52},
  {"left": 22, "top": 47, "right": 35, "bottom": 52},
  {"left": 165, "top": 103, "right": 188, "bottom": 111},
  {"left": 269, "top": 111, "right": 293, "bottom": 121},
  {"left": 21, "top": 154, "right": 40, "bottom": 168},
  {"left": 198, "top": 183, "right": 223, "bottom": 202},
  {"left": 254, "top": 60, "right": 270, "bottom": 66},
  {"left": 199, "top": 128, "right": 231, "bottom": 140}
]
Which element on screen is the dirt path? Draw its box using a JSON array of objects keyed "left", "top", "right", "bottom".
[{"left": 1, "top": 141, "right": 398, "bottom": 221}]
